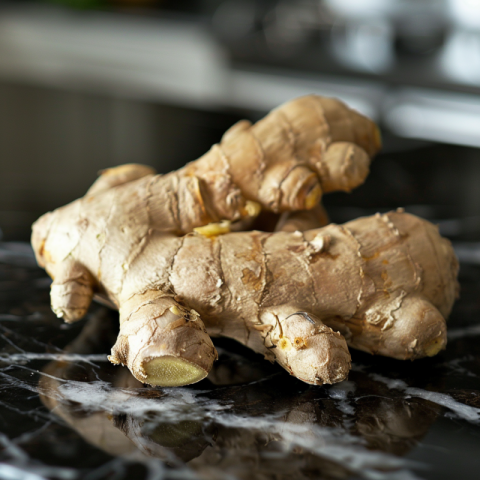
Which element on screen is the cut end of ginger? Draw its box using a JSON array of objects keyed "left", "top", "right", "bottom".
[
  {"left": 423, "top": 336, "right": 446, "bottom": 357},
  {"left": 143, "top": 356, "right": 208, "bottom": 387},
  {"left": 305, "top": 184, "right": 322, "bottom": 210},
  {"left": 193, "top": 221, "right": 231, "bottom": 238}
]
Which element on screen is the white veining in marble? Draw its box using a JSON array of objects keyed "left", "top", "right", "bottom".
[
  {"left": 369, "top": 373, "right": 480, "bottom": 424},
  {"left": 1, "top": 243, "right": 480, "bottom": 480}
]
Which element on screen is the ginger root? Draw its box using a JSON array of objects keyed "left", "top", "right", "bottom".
[
  {"left": 75, "top": 95, "right": 380, "bottom": 237},
  {"left": 31, "top": 95, "right": 458, "bottom": 388}
]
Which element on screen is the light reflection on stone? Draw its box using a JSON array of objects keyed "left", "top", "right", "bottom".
[
  {"left": 37, "top": 310, "right": 442, "bottom": 480},
  {"left": 1, "top": 252, "right": 480, "bottom": 480}
]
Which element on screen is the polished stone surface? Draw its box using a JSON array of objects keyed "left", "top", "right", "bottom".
[{"left": 0, "top": 241, "right": 479, "bottom": 480}]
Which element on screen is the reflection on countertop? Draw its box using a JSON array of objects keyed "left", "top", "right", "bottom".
[{"left": 0, "top": 242, "right": 480, "bottom": 480}]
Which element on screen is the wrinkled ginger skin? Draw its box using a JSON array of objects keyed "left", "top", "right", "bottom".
[
  {"left": 31, "top": 95, "right": 458, "bottom": 387},
  {"left": 183, "top": 95, "right": 380, "bottom": 225},
  {"left": 32, "top": 204, "right": 458, "bottom": 386},
  {"left": 61, "top": 95, "right": 380, "bottom": 238}
]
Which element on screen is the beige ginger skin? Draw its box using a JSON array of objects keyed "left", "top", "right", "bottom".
[
  {"left": 80, "top": 95, "right": 380, "bottom": 236},
  {"left": 31, "top": 95, "right": 458, "bottom": 387}
]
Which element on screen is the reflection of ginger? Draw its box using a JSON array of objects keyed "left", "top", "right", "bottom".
[
  {"left": 38, "top": 313, "right": 441, "bottom": 480},
  {"left": 31, "top": 95, "right": 458, "bottom": 388}
]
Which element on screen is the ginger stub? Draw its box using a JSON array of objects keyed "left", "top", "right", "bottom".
[{"left": 31, "top": 95, "right": 458, "bottom": 387}]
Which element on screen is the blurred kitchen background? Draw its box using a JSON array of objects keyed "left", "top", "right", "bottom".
[{"left": 2, "top": 0, "right": 480, "bottom": 246}]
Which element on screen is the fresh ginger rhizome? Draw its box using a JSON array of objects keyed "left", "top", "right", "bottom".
[{"left": 31, "top": 95, "right": 458, "bottom": 387}]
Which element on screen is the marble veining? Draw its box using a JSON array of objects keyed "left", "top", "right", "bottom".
[{"left": 0, "top": 242, "right": 480, "bottom": 480}]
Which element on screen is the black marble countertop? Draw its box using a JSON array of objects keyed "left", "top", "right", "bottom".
[{"left": 0, "top": 241, "right": 479, "bottom": 480}]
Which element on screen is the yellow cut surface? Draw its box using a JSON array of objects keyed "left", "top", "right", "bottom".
[
  {"left": 143, "top": 356, "right": 207, "bottom": 387},
  {"left": 424, "top": 336, "right": 444, "bottom": 357}
]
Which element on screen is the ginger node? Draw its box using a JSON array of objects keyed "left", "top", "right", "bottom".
[
  {"left": 194, "top": 220, "right": 231, "bottom": 238},
  {"left": 169, "top": 305, "right": 182, "bottom": 316},
  {"left": 293, "top": 337, "right": 307, "bottom": 350},
  {"left": 243, "top": 201, "right": 261, "bottom": 218},
  {"left": 278, "top": 337, "right": 292, "bottom": 351}
]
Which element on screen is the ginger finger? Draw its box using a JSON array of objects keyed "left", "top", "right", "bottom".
[
  {"left": 64, "top": 95, "right": 379, "bottom": 240},
  {"left": 275, "top": 207, "right": 452, "bottom": 362},
  {"left": 314, "top": 97, "right": 381, "bottom": 155},
  {"left": 253, "top": 161, "right": 323, "bottom": 212},
  {"left": 316, "top": 212, "right": 458, "bottom": 360},
  {"left": 86, "top": 164, "right": 156, "bottom": 196},
  {"left": 319, "top": 142, "right": 371, "bottom": 194},
  {"left": 259, "top": 307, "right": 351, "bottom": 385},
  {"left": 50, "top": 259, "right": 94, "bottom": 323},
  {"left": 109, "top": 293, "right": 217, "bottom": 387},
  {"left": 183, "top": 94, "right": 380, "bottom": 218},
  {"left": 346, "top": 295, "right": 447, "bottom": 360}
]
